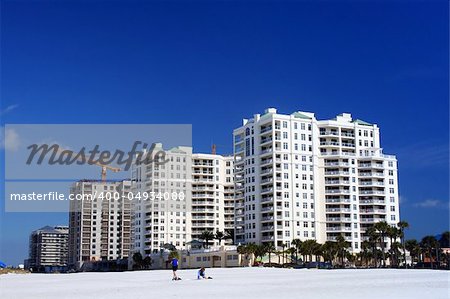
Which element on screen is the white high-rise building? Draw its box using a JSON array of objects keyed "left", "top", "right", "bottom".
[
  {"left": 27, "top": 226, "right": 68, "bottom": 271},
  {"left": 68, "top": 180, "right": 132, "bottom": 268},
  {"left": 191, "top": 153, "right": 235, "bottom": 242},
  {"left": 131, "top": 144, "right": 193, "bottom": 256},
  {"left": 233, "top": 108, "right": 399, "bottom": 252},
  {"left": 131, "top": 144, "right": 235, "bottom": 256}
]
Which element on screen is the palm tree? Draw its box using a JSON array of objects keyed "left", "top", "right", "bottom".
[
  {"left": 254, "top": 244, "right": 267, "bottom": 265},
  {"left": 439, "top": 231, "right": 450, "bottom": 248},
  {"left": 366, "top": 226, "right": 379, "bottom": 267},
  {"left": 143, "top": 256, "right": 152, "bottom": 269},
  {"left": 374, "top": 221, "right": 390, "bottom": 267},
  {"left": 264, "top": 243, "right": 276, "bottom": 266},
  {"left": 200, "top": 230, "right": 215, "bottom": 248},
  {"left": 420, "top": 235, "right": 438, "bottom": 269},
  {"left": 321, "top": 241, "right": 337, "bottom": 265},
  {"left": 439, "top": 232, "right": 450, "bottom": 270},
  {"left": 225, "top": 229, "right": 235, "bottom": 244},
  {"left": 397, "top": 221, "right": 409, "bottom": 269},
  {"left": 215, "top": 231, "right": 225, "bottom": 245},
  {"left": 390, "top": 241, "right": 402, "bottom": 267},
  {"left": 387, "top": 226, "right": 399, "bottom": 267},
  {"left": 360, "top": 241, "right": 372, "bottom": 267},
  {"left": 335, "top": 235, "right": 350, "bottom": 267},
  {"left": 291, "top": 239, "right": 302, "bottom": 264},
  {"left": 132, "top": 252, "right": 144, "bottom": 270},
  {"left": 405, "top": 239, "right": 420, "bottom": 266},
  {"left": 281, "top": 243, "right": 288, "bottom": 265},
  {"left": 301, "top": 239, "right": 319, "bottom": 263},
  {"left": 313, "top": 242, "right": 323, "bottom": 264}
]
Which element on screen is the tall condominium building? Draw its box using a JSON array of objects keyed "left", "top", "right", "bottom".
[
  {"left": 131, "top": 143, "right": 235, "bottom": 256},
  {"left": 68, "top": 180, "right": 132, "bottom": 268},
  {"left": 131, "top": 144, "right": 192, "bottom": 256},
  {"left": 27, "top": 225, "right": 68, "bottom": 270},
  {"left": 191, "top": 153, "right": 235, "bottom": 241},
  {"left": 233, "top": 108, "right": 399, "bottom": 252}
]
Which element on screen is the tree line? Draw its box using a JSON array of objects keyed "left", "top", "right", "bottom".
[{"left": 235, "top": 221, "right": 450, "bottom": 269}]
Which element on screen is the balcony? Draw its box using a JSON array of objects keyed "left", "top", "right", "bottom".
[
  {"left": 326, "top": 208, "right": 351, "bottom": 213},
  {"left": 326, "top": 226, "right": 352, "bottom": 232},
  {"left": 324, "top": 171, "right": 350, "bottom": 176},
  {"left": 261, "top": 206, "right": 274, "bottom": 212},
  {"left": 320, "top": 141, "right": 340, "bottom": 147},
  {"left": 325, "top": 180, "right": 350, "bottom": 185},
  {"left": 193, "top": 162, "right": 213, "bottom": 167},
  {"left": 261, "top": 226, "right": 274, "bottom": 232},
  {"left": 192, "top": 208, "right": 215, "bottom": 212},
  {"left": 261, "top": 197, "right": 274, "bottom": 203},
  {"left": 261, "top": 178, "right": 273, "bottom": 185},
  {"left": 359, "top": 190, "right": 385, "bottom": 195},
  {"left": 320, "top": 131, "right": 339, "bottom": 136},
  {"left": 260, "top": 148, "right": 273, "bottom": 155},
  {"left": 192, "top": 186, "right": 215, "bottom": 191},
  {"left": 324, "top": 162, "right": 350, "bottom": 167},
  {"left": 261, "top": 187, "right": 273, "bottom": 194},
  {"left": 327, "top": 236, "right": 352, "bottom": 242},
  {"left": 260, "top": 126, "right": 273, "bottom": 134},
  {"left": 261, "top": 168, "right": 273, "bottom": 175},
  {"left": 261, "top": 137, "right": 273, "bottom": 145},
  {"left": 261, "top": 216, "right": 274, "bottom": 222},
  {"left": 341, "top": 143, "right": 355, "bottom": 148},
  {"left": 325, "top": 189, "right": 351, "bottom": 194},
  {"left": 360, "top": 218, "right": 385, "bottom": 223},
  {"left": 359, "top": 209, "right": 386, "bottom": 214},
  {"left": 341, "top": 132, "right": 355, "bottom": 137},
  {"left": 325, "top": 198, "right": 351, "bottom": 203},
  {"left": 326, "top": 217, "right": 352, "bottom": 222},
  {"left": 261, "top": 158, "right": 273, "bottom": 166},
  {"left": 359, "top": 199, "right": 385, "bottom": 204},
  {"left": 261, "top": 236, "right": 275, "bottom": 242},
  {"left": 359, "top": 181, "right": 384, "bottom": 186}
]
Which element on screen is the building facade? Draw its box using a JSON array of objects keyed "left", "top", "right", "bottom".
[
  {"left": 68, "top": 180, "right": 132, "bottom": 269},
  {"left": 131, "top": 144, "right": 235, "bottom": 257},
  {"left": 233, "top": 108, "right": 399, "bottom": 252},
  {"left": 191, "top": 153, "right": 235, "bottom": 242},
  {"left": 27, "top": 225, "right": 68, "bottom": 271}
]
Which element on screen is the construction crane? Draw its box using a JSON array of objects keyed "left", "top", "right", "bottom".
[{"left": 55, "top": 145, "right": 121, "bottom": 182}]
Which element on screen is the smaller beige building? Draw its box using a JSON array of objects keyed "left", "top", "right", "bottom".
[{"left": 130, "top": 245, "right": 251, "bottom": 270}]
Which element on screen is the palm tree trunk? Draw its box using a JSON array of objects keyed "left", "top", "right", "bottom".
[
  {"left": 381, "top": 234, "right": 386, "bottom": 267},
  {"left": 402, "top": 234, "right": 407, "bottom": 269}
]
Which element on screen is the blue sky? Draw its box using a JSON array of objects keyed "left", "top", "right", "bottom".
[{"left": 1, "top": 0, "right": 448, "bottom": 265}]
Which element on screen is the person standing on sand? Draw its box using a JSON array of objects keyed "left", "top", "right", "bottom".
[{"left": 171, "top": 258, "right": 180, "bottom": 280}]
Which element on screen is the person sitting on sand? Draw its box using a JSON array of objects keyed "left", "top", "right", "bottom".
[{"left": 197, "top": 267, "right": 212, "bottom": 279}]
